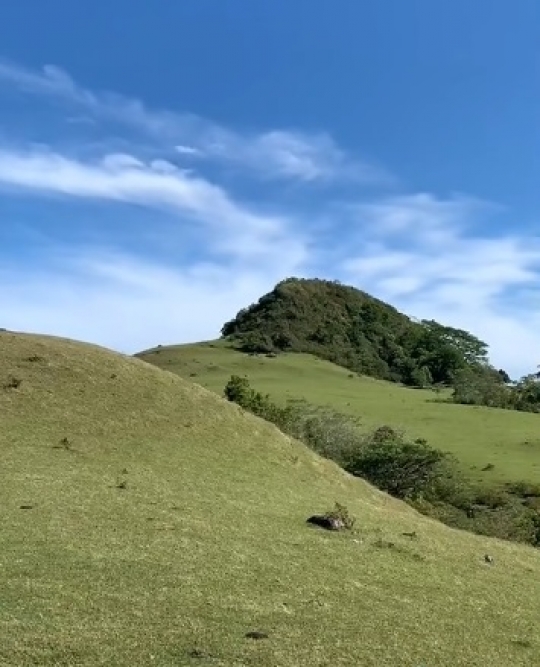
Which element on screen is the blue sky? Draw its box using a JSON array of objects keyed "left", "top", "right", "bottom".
[{"left": 0, "top": 1, "right": 538, "bottom": 378}]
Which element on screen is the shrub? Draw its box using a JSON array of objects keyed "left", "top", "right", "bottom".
[
  {"left": 345, "top": 430, "right": 453, "bottom": 501},
  {"left": 319, "top": 502, "right": 355, "bottom": 531},
  {"left": 223, "top": 375, "right": 295, "bottom": 431},
  {"left": 470, "top": 500, "right": 540, "bottom": 545},
  {"left": 285, "top": 400, "right": 365, "bottom": 467},
  {"left": 224, "top": 375, "right": 252, "bottom": 406},
  {"left": 505, "top": 481, "right": 540, "bottom": 498}
]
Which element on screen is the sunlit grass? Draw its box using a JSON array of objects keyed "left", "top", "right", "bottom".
[
  {"left": 1, "top": 332, "right": 540, "bottom": 665},
  {"left": 139, "top": 340, "right": 540, "bottom": 485}
]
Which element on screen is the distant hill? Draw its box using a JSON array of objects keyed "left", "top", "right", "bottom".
[{"left": 221, "top": 277, "right": 498, "bottom": 386}]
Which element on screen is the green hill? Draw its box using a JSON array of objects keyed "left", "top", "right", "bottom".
[
  {"left": 3, "top": 331, "right": 540, "bottom": 666},
  {"left": 137, "top": 340, "right": 540, "bottom": 486},
  {"left": 221, "top": 277, "right": 502, "bottom": 387}
]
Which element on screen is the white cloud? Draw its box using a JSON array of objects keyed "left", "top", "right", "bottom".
[
  {"left": 347, "top": 193, "right": 496, "bottom": 247},
  {"left": 0, "top": 60, "right": 386, "bottom": 184},
  {"left": 0, "top": 146, "right": 307, "bottom": 266},
  {"left": 0, "top": 250, "right": 286, "bottom": 353},
  {"left": 175, "top": 144, "right": 203, "bottom": 156},
  {"left": 340, "top": 195, "right": 540, "bottom": 378},
  {"left": 191, "top": 128, "right": 391, "bottom": 184}
]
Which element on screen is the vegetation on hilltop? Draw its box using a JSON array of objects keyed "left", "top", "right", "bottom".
[
  {"left": 222, "top": 277, "right": 540, "bottom": 412},
  {"left": 221, "top": 277, "right": 502, "bottom": 387}
]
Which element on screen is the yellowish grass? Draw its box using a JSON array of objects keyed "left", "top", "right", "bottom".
[{"left": 1, "top": 332, "right": 540, "bottom": 665}]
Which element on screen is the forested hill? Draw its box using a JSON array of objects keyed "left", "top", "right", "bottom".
[{"left": 221, "top": 277, "right": 505, "bottom": 387}]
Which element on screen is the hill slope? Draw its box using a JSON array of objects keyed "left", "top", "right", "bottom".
[
  {"left": 137, "top": 340, "right": 540, "bottom": 485},
  {"left": 221, "top": 277, "right": 496, "bottom": 386},
  {"left": 3, "top": 332, "right": 540, "bottom": 666}
]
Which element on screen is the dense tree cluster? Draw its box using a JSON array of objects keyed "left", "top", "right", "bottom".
[
  {"left": 222, "top": 277, "right": 540, "bottom": 412},
  {"left": 221, "top": 278, "right": 497, "bottom": 387}
]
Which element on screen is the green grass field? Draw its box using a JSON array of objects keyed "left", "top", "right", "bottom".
[
  {"left": 3, "top": 331, "right": 540, "bottom": 666},
  {"left": 138, "top": 340, "right": 540, "bottom": 486}
]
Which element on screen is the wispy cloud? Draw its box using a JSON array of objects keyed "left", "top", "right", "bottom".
[
  {"left": 0, "top": 60, "right": 539, "bottom": 379},
  {"left": 0, "top": 60, "right": 386, "bottom": 184},
  {"left": 0, "top": 146, "right": 307, "bottom": 265},
  {"left": 350, "top": 193, "right": 494, "bottom": 245}
]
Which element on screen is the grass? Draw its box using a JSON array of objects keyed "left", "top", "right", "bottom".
[
  {"left": 2, "top": 332, "right": 540, "bottom": 665},
  {"left": 137, "top": 340, "right": 540, "bottom": 485}
]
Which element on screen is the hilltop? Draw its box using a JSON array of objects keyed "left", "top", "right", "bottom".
[
  {"left": 3, "top": 330, "right": 540, "bottom": 665},
  {"left": 221, "top": 277, "right": 506, "bottom": 388}
]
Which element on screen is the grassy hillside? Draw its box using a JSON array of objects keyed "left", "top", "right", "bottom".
[
  {"left": 3, "top": 332, "right": 540, "bottom": 666},
  {"left": 138, "top": 341, "right": 540, "bottom": 485}
]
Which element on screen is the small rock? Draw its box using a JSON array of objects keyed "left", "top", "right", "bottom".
[
  {"left": 306, "top": 515, "right": 344, "bottom": 531},
  {"left": 484, "top": 554, "right": 495, "bottom": 564}
]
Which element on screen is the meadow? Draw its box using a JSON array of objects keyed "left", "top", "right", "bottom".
[
  {"left": 2, "top": 331, "right": 540, "bottom": 665},
  {"left": 139, "top": 340, "right": 540, "bottom": 485}
]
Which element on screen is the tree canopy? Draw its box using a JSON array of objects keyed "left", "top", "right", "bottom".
[{"left": 221, "top": 277, "right": 498, "bottom": 387}]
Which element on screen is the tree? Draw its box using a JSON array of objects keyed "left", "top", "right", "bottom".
[
  {"left": 409, "top": 365, "right": 433, "bottom": 388},
  {"left": 420, "top": 320, "right": 489, "bottom": 366},
  {"left": 346, "top": 433, "right": 450, "bottom": 500},
  {"left": 451, "top": 366, "right": 512, "bottom": 408},
  {"left": 513, "top": 373, "right": 540, "bottom": 413},
  {"left": 220, "top": 278, "right": 492, "bottom": 386},
  {"left": 497, "top": 369, "right": 512, "bottom": 384}
]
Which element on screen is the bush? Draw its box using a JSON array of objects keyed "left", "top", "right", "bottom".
[
  {"left": 345, "top": 430, "right": 454, "bottom": 501},
  {"left": 470, "top": 499, "right": 540, "bottom": 545},
  {"left": 224, "top": 375, "right": 252, "bottom": 405},
  {"left": 223, "top": 375, "right": 295, "bottom": 431},
  {"left": 505, "top": 481, "right": 540, "bottom": 499},
  {"left": 224, "top": 376, "right": 365, "bottom": 465},
  {"left": 284, "top": 399, "right": 365, "bottom": 467},
  {"left": 327, "top": 502, "right": 355, "bottom": 530}
]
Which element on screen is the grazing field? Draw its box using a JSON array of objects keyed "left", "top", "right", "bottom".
[
  {"left": 138, "top": 340, "right": 540, "bottom": 485},
  {"left": 3, "top": 331, "right": 540, "bottom": 666}
]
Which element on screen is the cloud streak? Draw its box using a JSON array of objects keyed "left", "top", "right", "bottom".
[
  {"left": 0, "top": 249, "right": 287, "bottom": 353},
  {"left": 0, "top": 147, "right": 308, "bottom": 266},
  {"left": 0, "top": 60, "right": 387, "bottom": 184}
]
